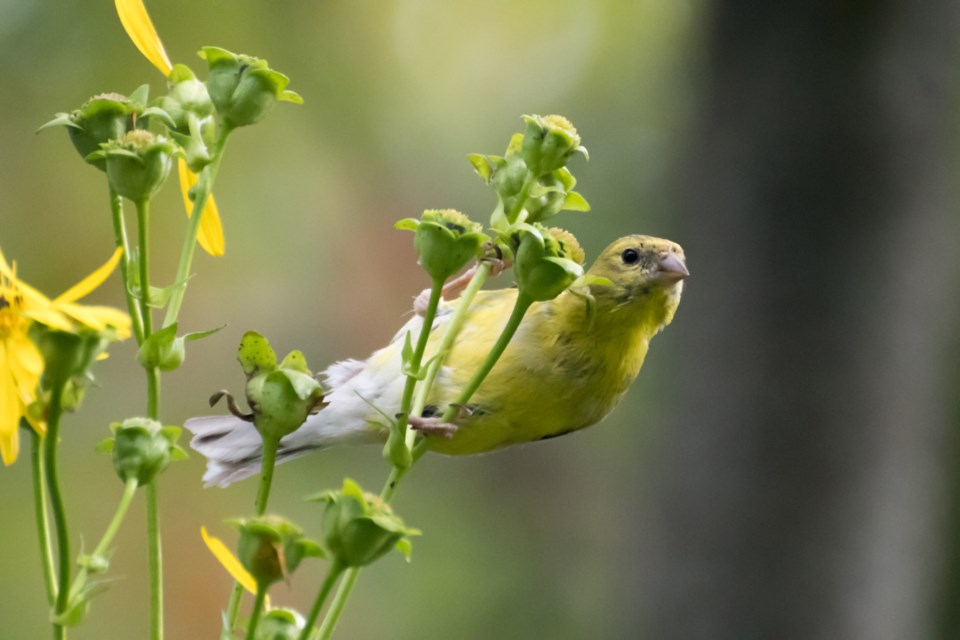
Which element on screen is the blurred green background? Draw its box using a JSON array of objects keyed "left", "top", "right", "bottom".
[
  {"left": 1, "top": 1, "right": 697, "bottom": 638},
  {"left": 5, "top": 1, "right": 960, "bottom": 639}
]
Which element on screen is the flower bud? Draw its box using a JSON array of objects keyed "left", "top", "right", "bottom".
[
  {"left": 312, "top": 478, "right": 420, "bottom": 568},
  {"left": 154, "top": 64, "right": 215, "bottom": 132},
  {"left": 237, "top": 332, "right": 325, "bottom": 442},
  {"left": 97, "top": 130, "right": 176, "bottom": 202},
  {"left": 31, "top": 326, "right": 108, "bottom": 388},
  {"left": 396, "top": 209, "right": 489, "bottom": 282},
  {"left": 231, "top": 515, "right": 323, "bottom": 587},
  {"left": 514, "top": 226, "right": 585, "bottom": 302},
  {"left": 199, "top": 47, "right": 303, "bottom": 129},
  {"left": 521, "top": 114, "right": 587, "bottom": 177},
  {"left": 102, "top": 418, "right": 186, "bottom": 485},
  {"left": 38, "top": 86, "right": 149, "bottom": 172},
  {"left": 255, "top": 608, "right": 305, "bottom": 640}
]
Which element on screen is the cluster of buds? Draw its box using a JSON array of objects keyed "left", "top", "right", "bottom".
[
  {"left": 468, "top": 114, "right": 590, "bottom": 229},
  {"left": 40, "top": 46, "right": 300, "bottom": 199}
]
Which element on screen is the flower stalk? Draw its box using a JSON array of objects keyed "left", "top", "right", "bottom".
[
  {"left": 43, "top": 380, "right": 70, "bottom": 640},
  {"left": 30, "top": 427, "right": 56, "bottom": 607}
]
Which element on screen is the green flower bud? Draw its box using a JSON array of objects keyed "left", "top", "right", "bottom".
[
  {"left": 101, "top": 418, "right": 186, "bottom": 485},
  {"left": 237, "top": 332, "right": 326, "bottom": 442},
  {"left": 396, "top": 209, "right": 489, "bottom": 282},
  {"left": 38, "top": 86, "right": 149, "bottom": 172},
  {"left": 96, "top": 130, "right": 176, "bottom": 202},
  {"left": 31, "top": 326, "right": 108, "bottom": 388},
  {"left": 312, "top": 478, "right": 420, "bottom": 568},
  {"left": 255, "top": 608, "right": 305, "bottom": 640},
  {"left": 231, "top": 515, "right": 324, "bottom": 587},
  {"left": 199, "top": 47, "right": 303, "bottom": 129},
  {"left": 492, "top": 156, "right": 530, "bottom": 223},
  {"left": 154, "top": 64, "right": 214, "bottom": 132},
  {"left": 521, "top": 114, "right": 587, "bottom": 177},
  {"left": 514, "top": 226, "right": 585, "bottom": 302}
]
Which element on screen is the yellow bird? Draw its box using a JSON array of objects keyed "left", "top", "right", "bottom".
[{"left": 187, "top": 235, "right": 688, "bottom": 486}]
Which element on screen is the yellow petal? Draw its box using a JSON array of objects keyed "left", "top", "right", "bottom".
[
  {"left": 179, "top": 159, "right": 225, "bottom": 256},
  {"left": 58, "top": 303, "right": 132, "bottom": 339},
  {"left": 21, "top": 308, "right": 74, "bottom": 333},
  {"left": 0, "top": 342, "right": 22, "bottom": 465},
  {"left": 114, "top": 0, "right": 173, "bottom": 76},
  {"left": 53, "top": 248, "right": 124, "bottom": 304},
  {"left": 7, "top": 331, "right": 43, "bottom": 388},
  {"left": 201, "top": 527, "right": 258, "bottom": 595}
]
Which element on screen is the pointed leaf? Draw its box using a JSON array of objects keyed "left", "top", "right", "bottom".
[{"left": 562, "top": 191, "right": 591, "bottom": 212}]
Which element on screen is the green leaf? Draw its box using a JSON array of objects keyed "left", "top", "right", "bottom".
[
  {"left": 95, "top": 438, "right": 115, "bottom": 454},
  {"left": 136, "top": 323, "right": 184, "bottom": 371},
  {"left": 278, "top": 369, "right": 322, "bottom": 400},
  {"left": 237, "top": 331, "right": 277, "bottom": 376},
  {"left": 184, "top": 324, "right": 226, "bottom": 343},
  {"left": 466, "top": 154, "right": 495, "bottom": 183},
  {"left": 395, "top": 537, "right": 413, "bottom": 562},
  {"left": 394, "top": 218, "right": 420, "bottom": 231},
  {"left": 562, "top": 191, "right": 591, "bottom": 212},
  {"left": 128, "top": 84, "right": 151, "bottom": 105},
  {"left": 280, "top": 349, "right": 310, "bottom": 373}
]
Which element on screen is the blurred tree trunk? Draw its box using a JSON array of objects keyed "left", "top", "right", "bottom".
[{"left": 645, "top": 2, "right": 960, "bottom": 639}]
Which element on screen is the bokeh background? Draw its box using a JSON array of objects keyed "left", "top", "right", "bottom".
[{"left": 2, "top": 1, "right": 960, "bottom": 638}]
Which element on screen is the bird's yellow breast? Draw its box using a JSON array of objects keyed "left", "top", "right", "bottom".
[{"left": 423, "top": 288, "right": 655, "bottom": 455}]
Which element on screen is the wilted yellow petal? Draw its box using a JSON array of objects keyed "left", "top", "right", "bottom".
[
  {"left": 115, "top": 0, "right": 173, "bottom": 76},
  {"left": 53, "top": 248, "right": 123, "bottom": 304},
  {"left": 179, "top": 158, "right": 225, "bottom": 256},
  {"left": 201, "top": 527, "right": 258, "bottom": 595}
]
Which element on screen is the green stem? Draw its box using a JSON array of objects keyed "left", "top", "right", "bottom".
[
  {"left": 506, "top": 174, "right": 537, "bottom": 223},
  {"left": 314, "top": 568, "right": 359, "bottom": 640},
  {"left": 134, "top": 198, "right": 161, "bottom": 421},
  {"left": 108, "top": 186, "right": 144, "bottom": 343},
  {"left": 398, "top": 277, "right": 444, "bottom": 447},
  {"left": 245, "top": 584, "right": 268, "bottom": 639},
  {"left": 43, "top": 381, "right": 69, "bottom": 640},
  {"left": 68, "top": 478, "right": 138, "bottom": 599},
  {"left": 255, "top": 438, "right": 279, "bottom": 516},
  {"left": 224, "top": 584, "right": 244, "bottom": 638},
  {"left": 162, "top": 125, "right": 232, "bottom": 328},
  {"left": 299, "top": 564, "right": 344, "bottom": 640},
  {"left": 147, "top": 481, "right": 163, "bottom": 640},
  {"left": 30, "top": 426, "right": 56, "bottom": 607},
  {"left": 439, "top": 291, "right": 534, "bottom": 423}
]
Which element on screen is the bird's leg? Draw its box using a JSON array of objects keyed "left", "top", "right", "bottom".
[
  {"left": 408, "top": 404, "right": 474, "bottom": 439},
  {"left": 413, "top": 248, "right": 511, "bottom": 317}
]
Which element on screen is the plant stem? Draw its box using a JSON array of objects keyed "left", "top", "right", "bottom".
[
  {"left": 439, "top": 291, "right": 533, "bottom": 423},
  {"left": 43, "top": 380, "right": 69, "bottom": 640},
  {"left": 135, "top": 198, "right": 161, "bottom": 421},
  {"left": 506, "top": 174, "right": 537, "bottom": 223},
  {"left": 69, "top": 477, "right": 139, "bottom": 599},
  {"left": 30, "top": 426, "right": 56, "bottom": 607},
  {"left": 222, "top": 436, "right": 280, "bottom": 635},
  {"left": 245, "top": 584, "right": 268, "bottom": 639},
  {"left": 255, "top": 437, "right": 279, "bottom": 516},
  {"left": 299, "top": 564, "right": 344, "bottom": 640},
  {"left": 313, "top": 568, "right": 359, "bottom": 640},
  {"left": 163, "top": 125, "right": 232, "bottom": 328},
  {"left": 147, "top": 481, "right": 163, "bottom": 640},
  {"left": 395, "top": 278, "right": 444, "bottom": 445},
  {"left": 108, "top": 185, "right": 144, "bottom": 343},
  {"left": 313, "top": 264, "right": 494, "bottom": 636}
]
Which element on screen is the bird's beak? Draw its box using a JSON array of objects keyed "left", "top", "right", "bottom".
[{"left": 652, "top": 252, "right": 689, "bottom": 283}]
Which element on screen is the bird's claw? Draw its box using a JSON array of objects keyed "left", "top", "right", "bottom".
[{"left": 408, "top": 416, "right": 458, "bottom": 439}]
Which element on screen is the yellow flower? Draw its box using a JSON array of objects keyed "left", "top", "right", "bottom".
[
  {"left": 200, "top": 526, "right": 259, "bottom": 596},
  {"left": 114, "top": 0, "right": 226, "bottom": 256},
  {"left": 0, "top": 248, "right": 131, "bottom": 465}
]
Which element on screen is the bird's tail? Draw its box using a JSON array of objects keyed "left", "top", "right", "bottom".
[{"left": 185, "top": 416, "right": 321, "bottom": 488}]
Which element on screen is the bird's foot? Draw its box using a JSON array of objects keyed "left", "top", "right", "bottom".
[{"left": 408, "top": 416, "right": 458, "bottom": 439}]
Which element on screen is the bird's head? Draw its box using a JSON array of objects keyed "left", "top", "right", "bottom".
[{"left": 585, "top": 235, "right": 688, "bottom": 332}]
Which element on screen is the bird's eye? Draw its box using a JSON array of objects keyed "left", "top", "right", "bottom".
[{"left": 621, "top": 248, "right": 640, "bottom": 265}]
